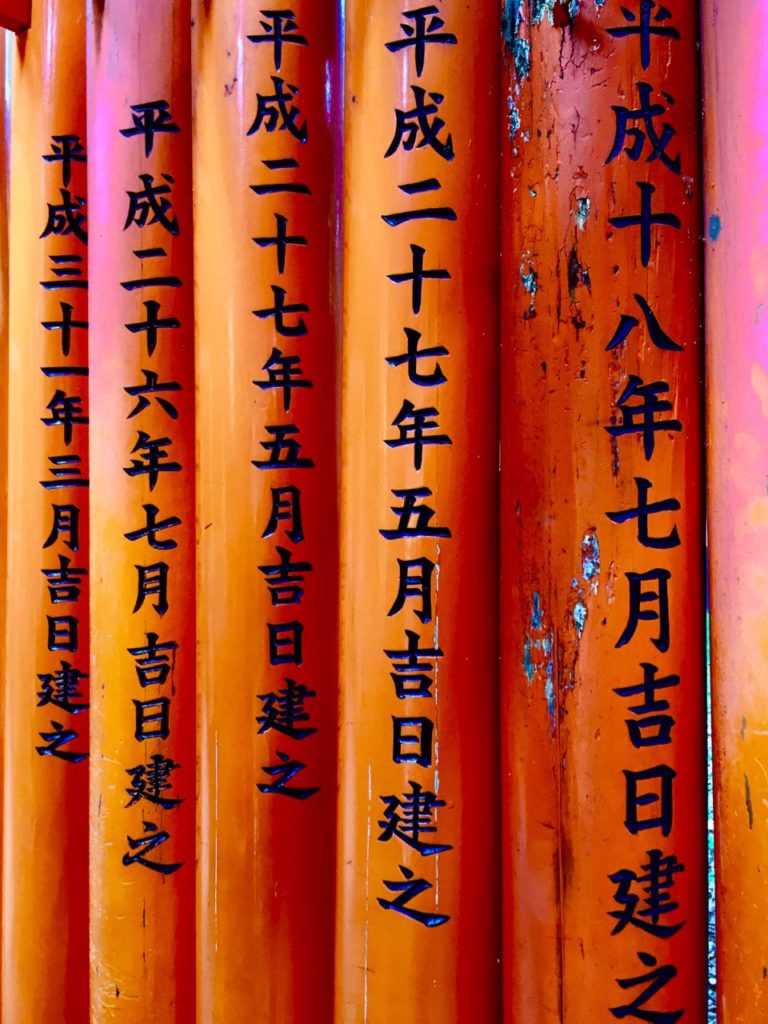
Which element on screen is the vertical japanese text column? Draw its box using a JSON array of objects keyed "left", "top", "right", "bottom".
[
  {"left": 2, "top": 6, "right": 89, "bottom": 1022},
  {"left": 500, "top": 2, "right": 706, "bottom": 1022},
  {"left": 88, "top": 3, "right": 195, "bottom": 1020},
  {"left": 702, "top": 3, "right": 768, "bottom": 1019},
  {"left": 194, "top": 4, "right": 337, "bottom": 1021},
  {"left": 338, "top": 3, "right": 501, "bottom": 1021}
]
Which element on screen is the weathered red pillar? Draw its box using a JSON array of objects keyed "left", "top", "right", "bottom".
[{"left": 500, "top": 2, "right": 707, "bottom": 1020}]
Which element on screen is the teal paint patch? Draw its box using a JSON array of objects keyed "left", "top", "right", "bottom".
[
  {"left": 502, "top": 0, "right": 531, "bottom": 79},
  {"left": 521, "top": 263, "right": 538, "bottom": 316},
  {"left": 576, "top": 196, "right": 590, "bottom": 230},
  {"left": 531, "top": 0, "right": 557, "bottom": 24},
  {"left": 521, "top": 268, "right": 538, "bottom": 295},
  {"left": 569, "top": 0, "right": 580, "bottom": 16},
  {"left": 708, "top": 214, "right": 721, "bottom": 242},
  {"left": 523, "top": 634, "right": 535, "bottom": 682},
  {"left": 573, "top": 601, "right": 587, "bottom": 633},
  {"left": 531, "top": 591, "right": 543, "bottom": 629}
]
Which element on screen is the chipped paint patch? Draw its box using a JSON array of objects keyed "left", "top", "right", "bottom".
[
  {"left": 531, "top": 590, "right": 543, "bottom": 629},
  {"left": 521, "top": 261, "right": 538, "bottom": 317},
  {"left": 582, "top": 529, "right": 600, "bottom": 593},
  {"left": 708, "top": 214, "right": 721, "bottom": 241},
  {"left": 573, "top": 601, "right": 587, "bottom": 633},
  {"left": 507, "top": 96, "right": 521, "bottom": 140},
  {"left": 575, "top": 196, "right": 590, "bottom": 230},
  {"left": 568, "top": 529, "right": 601, "bottom": 637},
  {"left": 523, "top": 593, "right": 556, "bottom": 732},
  {"left": 531, "top": 0, "right": 557, "bottom": 24},
  {"left": 502, "top": 0, "right": 531, "bottom": 80},
  {"left": 568, "top": 0, "right": 580, "bottom": 16}
]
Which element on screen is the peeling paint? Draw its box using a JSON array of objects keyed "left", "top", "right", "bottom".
[
  {"left": 575, "top": 196, "right": 590, "bottom": 230},
  {"left": 521, "top": 262, "right": 538, "bottom": 317},
  {"left": 529, "top": 187, "right": 537, "bottom": 197},
  {"left": 568, "top": 529, "right": 601, "bottom": 637},
  {"left": 531, "top": 0, "right": 557, "bottom": 24},
  {"left": 573, "top": 601, "right": 587, "bottom": 633},
  {"left": 523, "top": 593, "right": 556, "bottom": 732},
  {"left": 531, "top": 590, "right": 543, "bottom": 629},
  {"left": 502, "top": 0, "right": 531, "bottom": 80},
  {"left": 708, "top": 214, "right": 721, "bottom": 242},
  {"left": 507, "top": 95, "right": 521, "bottom": 140},
  {"left": 581, "top": 529, "right": 600, "bottom": 592}
]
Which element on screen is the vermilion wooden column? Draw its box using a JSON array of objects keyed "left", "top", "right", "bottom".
[
  {"left": 2, "top": 7, "right": 89, "bottom": 1022},
  {"left": 88, "top": 3, "right": 195, "bottom": 1020},
  {"left": 194, "top": 4, "right": 337, "bottom": 1021},
  {"left": 337, "top": 3, "right": 501, "bottom": 1020},
  {"left": 702, "top": 4, "right": 768, "bottom": 1019},
  {"left": 500, "top": 2, "right": 706, "bottom": 1021}
]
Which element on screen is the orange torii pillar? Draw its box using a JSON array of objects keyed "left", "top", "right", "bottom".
[
  {"left": 2, "top": 6, "right": 89, "bottom": 1022},
  {"left": 337, "top": 3, "right": 501, "bottom": 1020},
  {"left": 87, "top": 2, "right": 195, "bottom": 1020},
  {"left": 703, "top": 3, "right": 768, "bottom": 1019},
  {"left": 500, "top": 2, "right": 706, "bottom": 1022},
  {"left": 194, "top": 4, "right": 337, "bottom": 1021}
]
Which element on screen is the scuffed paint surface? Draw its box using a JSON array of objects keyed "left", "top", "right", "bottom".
[{"left": 523, "top": 592, "right": 556, "bottom": 731}]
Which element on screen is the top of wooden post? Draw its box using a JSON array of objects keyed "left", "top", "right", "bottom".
[{"left": 0, "top": 1, "right": 30, "bottom": 33}]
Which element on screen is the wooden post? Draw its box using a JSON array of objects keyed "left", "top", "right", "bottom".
[
  {"left": 193, "top": 3, "right": 338, "bottom": 1020},
  {"left": 500, "top": 2, "right": 706, "bottom": 1021},
  {"left": 87, "top": 3, "right": 195, "bottom": 1019},
  {"left": 337, "top": 3, "right": 501, "bottom": 1020},
  {"left": 2, "top": 5, "right": 89, "bottom": 1023},
  {"left": 702, "top": 3, "right": 768, "bottom": 1019}
]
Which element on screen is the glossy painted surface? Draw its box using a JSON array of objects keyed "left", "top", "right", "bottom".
[
  {"left": 87, "top": 3, "right": 195, "bottom": 1020},
  {"left": 193, "top": 2, "right": 338, "bottom": 1021},
  {"left": 2, "top": 6, "right": 89, "bottom": 1022},
  {"left": 703, "top": 4, "right": 768, "bottom": 1020},
  {"left": 337, "top": 3, "right": 501, "bottom": 1020},
  {"left": 500, "top": 2, "right": 706, "bottom": 1021}
]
